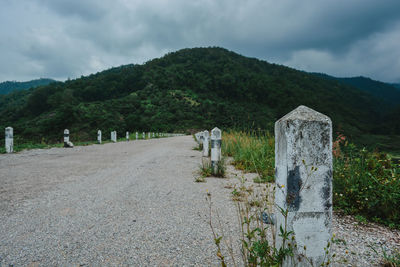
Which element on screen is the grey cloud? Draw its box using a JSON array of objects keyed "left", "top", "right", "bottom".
[{"left": 1, "top": 0, "right": 400, "bottom": 83}]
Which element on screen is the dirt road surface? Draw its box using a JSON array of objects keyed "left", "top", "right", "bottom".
[{"left": 0, "top": 136, "right": 238, "bottom": 266}]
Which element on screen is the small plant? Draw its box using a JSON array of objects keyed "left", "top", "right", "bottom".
[
  {"left": 199, "top": 161, "right": 213, "bottom": 177},
  {"left": 213, "top": 157, "right": 226, "bottom": 178},
  {"left": 354, "top": 215, "right": 368, "bottom": 225},
  {"left": 195, "top": 176, "right": 206, "bottom": 183},
  {"left": 370, "top": 245, "right": 400, "bottom": 267}
]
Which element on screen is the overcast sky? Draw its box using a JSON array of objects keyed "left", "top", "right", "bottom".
[{"left": 1, "top": 0, "right": 400, "bottom": 83}]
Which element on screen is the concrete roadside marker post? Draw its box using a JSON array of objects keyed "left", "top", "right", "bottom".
[
  {"left": 274, "top": 105, "right": 332, "bottom": 266},
  {"left": 195, "top": 132, "right": 201, "bottom": 143},
  {"left": 153, "top": 132, "right": 155, "bottom": 138},
  {"left": 136, "top": 132, "right": 138, "bottom": 140},
  {"left": 203, "top": 130, "right": 209, "bottom": 157},
  {"left": 5, "top": 127, "right": 13, "bottom": 153},
  {"left": 210, "top": 127, "right": 222, "bottom": 174},
  {"left": 148, "top": 132, "right": 151, "bottom": 139},
  {"left": 142, "top": 132, "right": 145, "bottom": 139},
  {"left": 126, "top": 131, "right": 129, "bottom": 141},
  {"left": 111, "top": 131, "right": 117, "bottom": 143},
  {"left": 199, "top": 131, "right": 205, "bottom": 145},
  {"left": 97, "top": 130, "right": 102, "bottom": 144},
  {"left": 64, "top": 129, "right": 74, "bottom": 148}
]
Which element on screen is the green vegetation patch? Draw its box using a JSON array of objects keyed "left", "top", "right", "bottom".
[{"left": 222, "top": 131, "right": 400, "bottom": 228}]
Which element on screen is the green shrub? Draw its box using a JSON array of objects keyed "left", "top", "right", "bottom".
[{"left": 333, "top": 140, "right": 400, "bottom": 228}]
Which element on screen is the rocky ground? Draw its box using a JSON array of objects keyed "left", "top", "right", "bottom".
[{"left": 0, "top": 136, "right": 398, "bottom": 266}]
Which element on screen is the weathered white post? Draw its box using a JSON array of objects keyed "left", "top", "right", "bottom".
[
  {"left": 148, "top": 132, "right": 151, "bottom": 139},
  {"left": 210, "top": 127, "right": 222, "bottom": 174},
  {"left": 152, "top": 132, "right": 155, "bottom": 138},
  {"left": 64, "top": 129, "right": 69, "bottom": 145},
  {"left": 203, "top": 130, "right": 209, "bottom": 157},
  {"left": 126, "top": 131, "right": 129, "bottom": 141},
  {"left": 64, "top": 129, "right": 74, "bottom": 148},
  {"left": 199, "top": 131, "right": 205, "bottom": 145},
  {"left": 111, "top": 131, "right": 117, "bottom": 143},
  {"left": 5, "top": 127, "right": 13, "bottom": 153},
  {"left": 136, "top": 132, "right": 138, "bottom": 140},
  {"left": 274, "top": 105, "right": 332, "bottom": 266},
  {"left": 195, "top": 132, "right": 201, "bottom": 143},
  {"left": 142, "top": 132, "right": 145, "bottom": 139},
  {"left": 97, "top": 130, "right": 102, "bottom": 144}
]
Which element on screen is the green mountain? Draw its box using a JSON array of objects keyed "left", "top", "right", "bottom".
[
  {"left": 0, "top": 78, "right": 56, "bottom": 95},
  {"left": 0, "top": 47, "right": 396, "bottom": 147},
  {"left": 312, "top": 73, "right": 400, "bottom": 108}
]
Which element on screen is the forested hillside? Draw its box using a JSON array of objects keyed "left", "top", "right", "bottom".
[
  {"left": 0, "top": 78, "right": 56, "bottom": 95},
  {"left": 313, "top": 73, "right": 400, "bottom": 107},
  {"left": 0, "top": 47, "right": 398, "bottom": 148}
]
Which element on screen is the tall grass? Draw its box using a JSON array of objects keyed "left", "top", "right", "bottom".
[{"left": 222, "top": 131, "right": 275, "bottom": 182}]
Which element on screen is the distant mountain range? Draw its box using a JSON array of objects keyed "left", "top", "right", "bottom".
[
  {"left": 312, "top": 73, "right": 400, "bottom": 107},
  {"left": 0, "top": 78, "right": 56, "bottom": 95}
]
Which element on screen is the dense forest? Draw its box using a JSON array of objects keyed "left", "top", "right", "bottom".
[
  {"left": 312, "top": 73, "right": 400, "bottom": 107},
  {"left": 0, "top": 47, "right": 399, "bottom": 151},
  {"left": 0, "top": 78, "right": 56, "bottom": 95}
]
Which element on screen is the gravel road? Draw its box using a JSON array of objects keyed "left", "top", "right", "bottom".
[
  {"left": 1, "top": 136, "right": 399, "bottom": 266},
  {"left": 0, "top": 136, "right": 239, "bottom": 266}
]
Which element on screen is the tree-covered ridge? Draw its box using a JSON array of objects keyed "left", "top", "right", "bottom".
[
  {"left": 0, "top": 47, "right": 397, "bottom": 145},
  {"left": 0, "top": 78, "right": 56, "bottom": 95},
  {"left": 312, "top": 73, "right": 400, "bottom": 108}
]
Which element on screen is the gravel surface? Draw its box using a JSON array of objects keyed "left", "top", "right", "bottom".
[
  {"left": 0, "top": 136, "right": 240, "bottom": 266},
  {"left": 1, "top": 136, "right": 399, "bottom": 266}
]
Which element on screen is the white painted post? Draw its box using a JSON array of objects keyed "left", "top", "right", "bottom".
[
  {"left": 63, "top": 129, "right": 74, "bottom": 148},
  {"left": 203, "top": 130, "right": 209, "bottom": 157},
  {"left": 136, "top": 132, "right": 138, "bottom": 140},
  {"left": 126, "top": 131, "right": 129, "bottom": 141},
  {"left": 152, "top": 132, "right": 155, "bottom": 138},
  {"left": 148, "top": 132, "right": 151, "bottom": 139},
  {"left": 5, "top": 127, "right": 13, "bottom": 153},
  {"left": 199, "top": 131, "right": 205, "bottom": 145},
  {"left": 111, "top": 131, "right": 117, "bottom": 143},
  {"left": 274, "top": 105, "right": 332, "bottom": 266},
  {"left": 97, "top": 130, "right": 102, "bottom": 144},
  {"left": 210, "top": 127, "right": 222, "bottom": 174},
  {"left": 64, "top": 129, "right": 69, "bottom": 144},
  {"left": 195, "top": 132, "right": 201, "bottom": 143},
  {"left": 142, "top": 132, "right": 145, "bottom": 139}
]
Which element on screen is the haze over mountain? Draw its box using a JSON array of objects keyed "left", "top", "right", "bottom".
[{"left": 0, "top": 47, "right": 399, "bottom": 150}]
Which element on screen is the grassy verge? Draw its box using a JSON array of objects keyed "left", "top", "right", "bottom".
[
  {"left": 222, "top": 131, "right": 400, "bottom": 229},
  {"left": 222, "top": 131, "right": 274, "bottom": 183}
]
